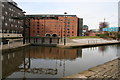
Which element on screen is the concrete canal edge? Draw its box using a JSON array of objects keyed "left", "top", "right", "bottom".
[
  {"left": 1, "top": 44, "right": 31, "bottom": 53},
  {"left": 57, "top": 42, "right": 120, "bottom": 48},
  {"left": 63, "top": 58, "right": 120, "bottom": 79}
]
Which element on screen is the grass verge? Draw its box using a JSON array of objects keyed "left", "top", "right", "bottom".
[{"left": 68, "top": 36, "right": 100, "bottom": 39}]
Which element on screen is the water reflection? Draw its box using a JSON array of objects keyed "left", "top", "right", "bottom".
[
  {"left": 99, "top": 46, "right": 107, "bottom": 52},
  {"left": 2, "top": 46, "right": 82, "bottom": 79},
  {"left": 1, "top": 45, "right": 120, "bottom": 79},
  {"left": 116, "top": 45, "right": 120, "bottom": 57},
  {"left": 2, "top": 51, "right": 24, "bottom": 79},
  {"left": 0, "top": 52, "right": 2, "bottom": 80},
  {"left": 25, "top": 46, "right": 82, "bottom": 60}
]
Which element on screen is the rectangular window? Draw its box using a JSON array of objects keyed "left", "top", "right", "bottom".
[
  {"left": 5, "top": 12, "right": 8, "bottom": 15},
  {"left": 37, "top": 28, "right": 39, "bottom": 30},
  {"left": 7, "top": 30, "right": 9, "bottom": 33},
  {"left": 37, "top": 22, "right": 39, "bottom": 23},
  {"left": 0, "top": 30, "right": 2, "bottom": 33},
  {"left": 2, "top": 4, "right": 4, "bottom": 7},
  {"left": 9, "top": 30, "right": 12, "bottom": 33},
  {"left": 2, "top": 16, "right": 4, "bottom": 20},
  {"left": 68, "top": 22, "right": 70, "bottom": 24},
  {"left": 5, "top": 23, "right": 7, "bottom": 26},
  {"left": 68, "top": 19, "right": 70, "bottom": 21},
  {"left": 68, "top": 31, "right": 70, "bottom": 33},
  {"left": 67, "top": 35, "right": 70, "bottom": 37},
  {"left": 9, "top": 8, "right": 11, "bottom": 11},
  {"left": 67, "top": 28, "right": 70, "bottom": 30},
  {"left": 37, "top": 31, "right": 39, "bottom": 33},
  {"left": 14, "top": 31, "right": 17, "bottom": 33},
  {"left": 68, "top": 25, "right": 70, "bottom": 27}
]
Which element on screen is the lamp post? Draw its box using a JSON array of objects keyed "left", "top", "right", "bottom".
[
  {"left": 23, "top": 17, "right": 26, "bottom": 44},
  {"left": 22, "top": 11, "right": 26, "bottom": 44},
  {"left": 44, "top": 17, "right": 46, "bottom": 37},
  {"left": 28, "top": 18, "right": 31, "bottom": 43},
  {"left": 11, "top": 11, "right": 33, "bottom": 44},
  {"left": 60, "top": 20, "right": 63, "bottom": 42},
  {"left": 64, "top": 12, "right": 67, "bottom": 45}
]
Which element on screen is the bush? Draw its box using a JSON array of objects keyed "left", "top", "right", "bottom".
[{"left": 96, "top": 34, "right": 100, "bottom": 36}]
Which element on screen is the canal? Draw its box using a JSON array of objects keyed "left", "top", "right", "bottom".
[{"left": 1, "top": 45, "right": 120, "bottom": 79}]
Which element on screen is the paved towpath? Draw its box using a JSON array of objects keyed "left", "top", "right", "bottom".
[{"left": 58, "top": 38, "right": 120, "bottom": 48}]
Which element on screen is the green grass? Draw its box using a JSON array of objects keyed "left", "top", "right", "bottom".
[{"left": 68, "top": 36, "right": 100, "bottom": 39}]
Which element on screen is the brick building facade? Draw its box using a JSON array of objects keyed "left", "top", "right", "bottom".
[{"left": 26, "top": 15, "right": 83, "bottom": 38}]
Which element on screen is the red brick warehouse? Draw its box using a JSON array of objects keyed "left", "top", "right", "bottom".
[{"left": 26, "top": 14, "right": 83, "bottom": 37}]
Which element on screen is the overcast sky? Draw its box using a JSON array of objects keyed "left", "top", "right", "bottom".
[{"left": 14, "top": 0, "right": 119, "bottom": 29}]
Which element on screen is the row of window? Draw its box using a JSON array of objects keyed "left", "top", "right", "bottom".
[
  {"left": 32, "top": 19, "right": 75, "bottom": 22},
  {"left": 2, "top": 15, "right": 22, "bottom": 23},
  {"left": 58, "top": 18, "right": 75, "bottom": 21},
  {"left": 34, "top": 27, "right": 75, "bottom": 30},
  {"left": 3, "top": 22, "right": 22, "bottom": 28},
  {"left": 32, "top": 24, "right": 75, "bottom": 27},
  {"left": 0, "top": 30, "right": 22, "bottom": 34},
  {"left": 2, "top": 3, "right": 22, "bottom": 16},
  {"left": 33, "top": 30, "right": 74, "bottom": 34},
  {"left": 33, "top": 21, "right": 75, "bottom": 25}
]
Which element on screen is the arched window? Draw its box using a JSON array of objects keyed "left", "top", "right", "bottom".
[
  {"left": 52, "top": 34, "right": 58, "bottom": 37},
  {"left": 46, "top": 34, "right": 51, "bottom": 37}
]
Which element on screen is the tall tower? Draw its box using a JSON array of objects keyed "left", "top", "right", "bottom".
[{"left": 118, "top": 1, "right": 120, "bottom": 27}]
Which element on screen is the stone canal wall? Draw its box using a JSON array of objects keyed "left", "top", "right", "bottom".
[
  {"left": 1, "top": 41, "right": 30, "bottom": 53},
  {"left": 64, "top": 58, "right": 120, "bottom": 79},
  {"left": 58, "top": 42, "right": 120, "bottom": 48}
]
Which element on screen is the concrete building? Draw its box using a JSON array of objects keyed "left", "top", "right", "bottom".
[
  {"left": 1, "top": 0, "right": 24, "bottom": 40},
  {"left": 102, "top": 27, "right": 120, "bottom": 32},
  {"left": 99, "top": 22, "right": 109, "bottom": 31},
  {"left": 82, "top": 25, "right": 88, "bottom": 36},
  {"left": 26, "top": 14, "right": 83, "bottom": 37}
]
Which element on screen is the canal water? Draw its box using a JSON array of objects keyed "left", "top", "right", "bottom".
[{"left": 1, "top": 45, "right": 120, "bottom": 79}]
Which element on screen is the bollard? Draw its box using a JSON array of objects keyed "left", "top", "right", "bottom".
[
  {"left": 13, "top": 40, "right": 14, "bottom": 43},
  {"left": 8, "top": 41, "right": 10, "bottom": 48},
  {"left": 88, "top": 40, "right": 89, "bottom": 44},
  {"left": 1, "top": 42, "right": 3, "bottom": 48}
]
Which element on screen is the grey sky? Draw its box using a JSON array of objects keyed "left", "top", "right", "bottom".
[{"left": 14, "top": 0, "right": 119, "bottom": 29}]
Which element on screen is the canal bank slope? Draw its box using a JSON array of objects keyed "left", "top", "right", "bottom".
[{"left": 64, "top": 58, "right": 120, "bottom": 79}]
